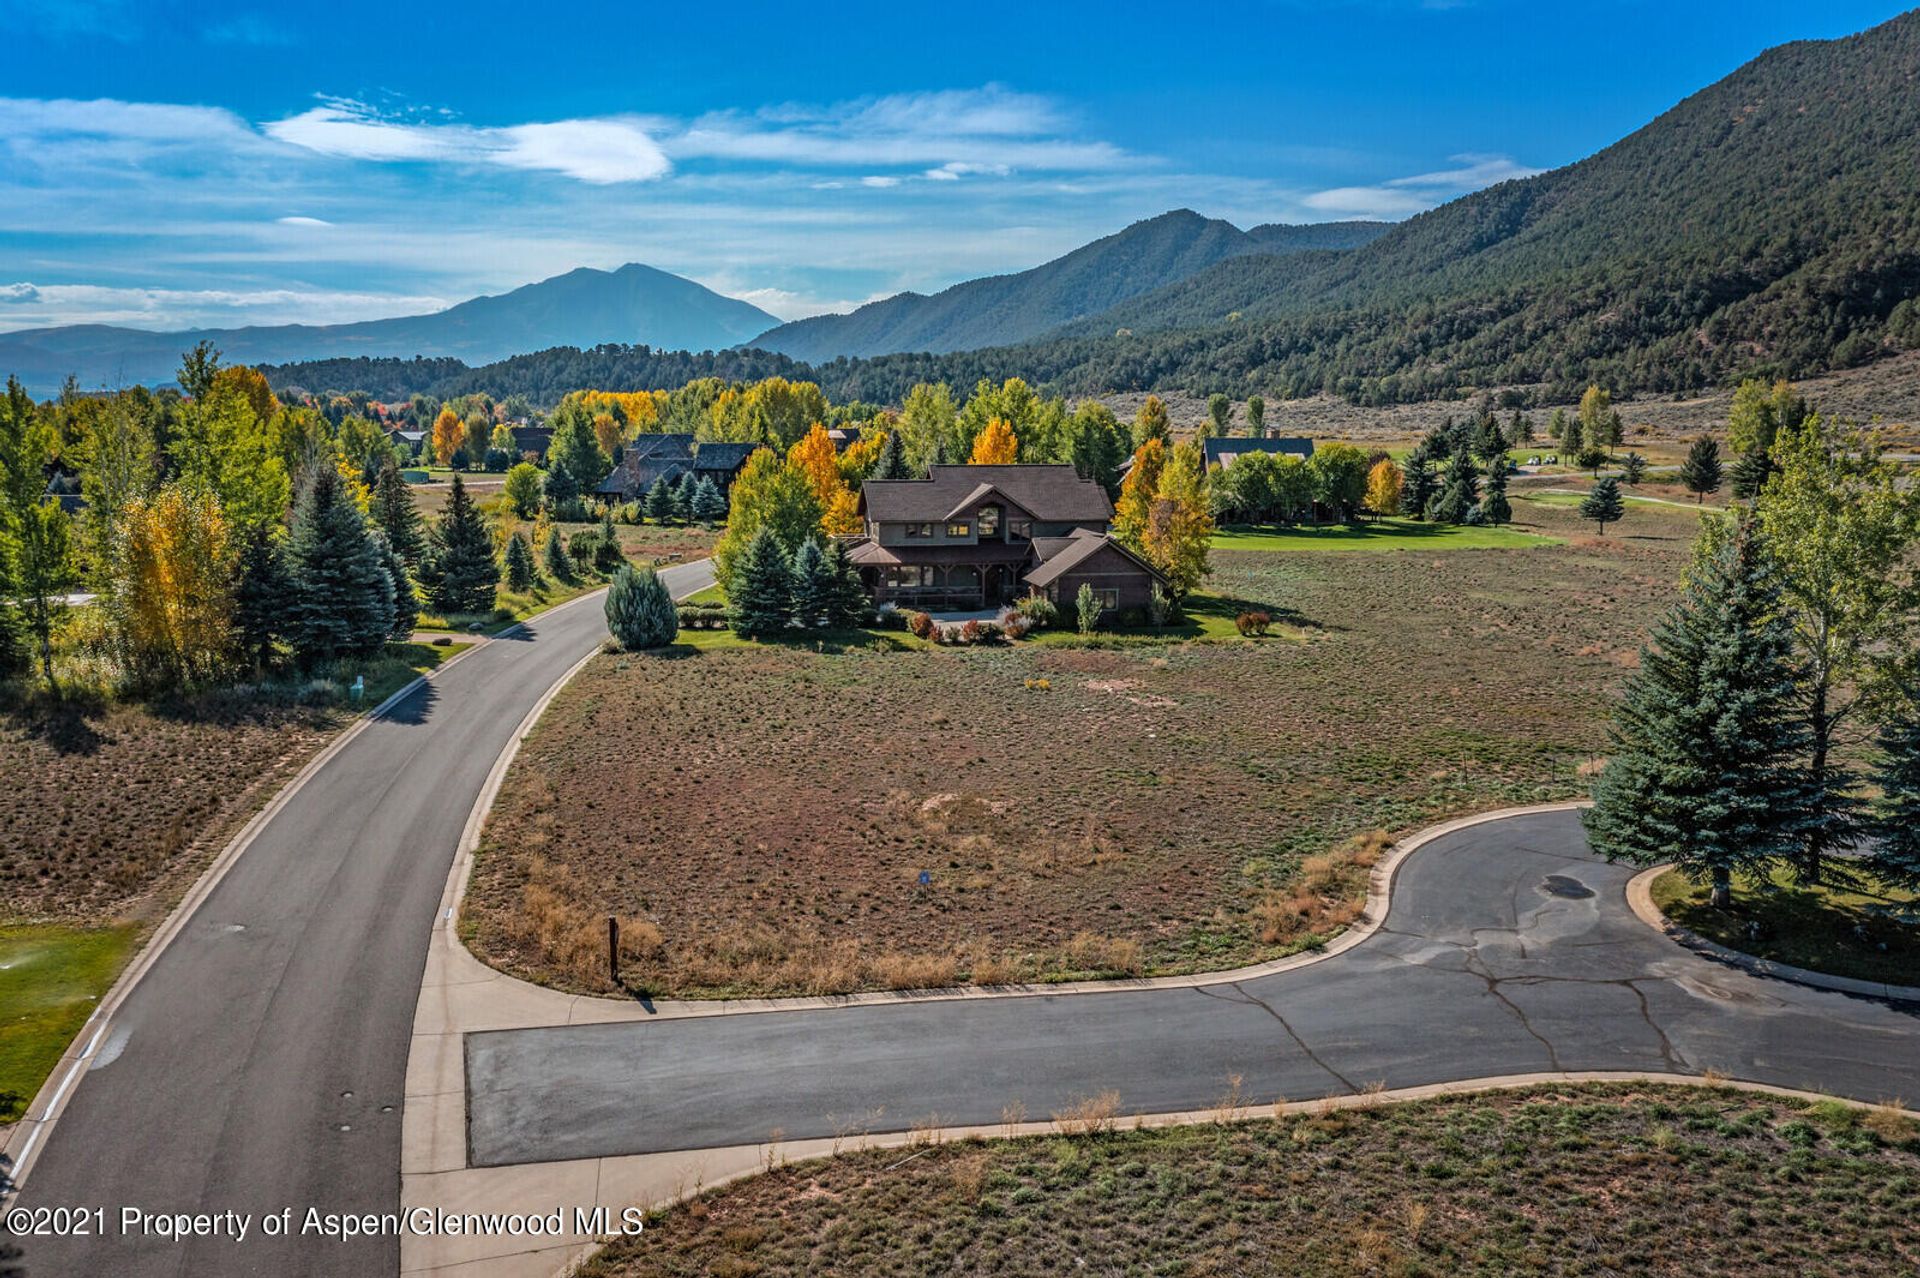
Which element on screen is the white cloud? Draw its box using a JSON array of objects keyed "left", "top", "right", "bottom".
[
  {"left": 264, "top": 100, "right": 670, "bottom": 184},
  {"left": 276, "top": 215, "right": 333, "bottom": 227},
  {"left": 0, "top": 95, "right": 258, "bottom": 147},
  {"left": 1302, "top": 151, "right": 1540, "bottom": 218},
  {"left": 860, "top": 175, "right": 901, "bottom": 188},
  {"left": 722, "top": 285, "right": 885, "bottom": 322},
  {"left": 0, "top": 282, "right": 451, "bottom": 331}
]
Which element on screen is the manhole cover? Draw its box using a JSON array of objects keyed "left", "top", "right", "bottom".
[{"left": 1540, "top": 874, "right": 1594, "bottom": 899}]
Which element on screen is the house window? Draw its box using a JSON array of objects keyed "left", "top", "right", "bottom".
[
  {"left": 977, "top": 505, "right": 1000, "bottom": 538},
  {"left": 1093, "top": 588, "right": 1120, "bottom": 612},
  {"left": 884, "top": 566, "right": 932, "bottom": 587},
  {"left": 1008, "top": 519, "right": 1032, "bottom": 540},
  {"left": 946, "top": 521, "right": 971, "bottom": 538},
  {"left": 904, "top": 522, "right": 933, "bottom": 538}
]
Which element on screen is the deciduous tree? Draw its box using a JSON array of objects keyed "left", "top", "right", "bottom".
[
  {"left": 503, "top": 462, "right": 544, "bottom": 519},
  {"left": 968, "top": 417, "right": 1019, "bottom": 465},
  {"left": 1142, "top": 440, "right": 1213, "bottom": 600},
  {"left": 117, "top": 485, "right": 235, "bottom": 688},
  {"left": 1113, "top": 439, "right": 1166, "bottom": 548},
  {"left": 1131, "top": 394, "right": 1170, "bottom": 449},
  {"left": 713, "top": 449, "right": 824, "bottom": 586},
  {"left": 0, "top": 377, "right": 74, "bottom": 685}
]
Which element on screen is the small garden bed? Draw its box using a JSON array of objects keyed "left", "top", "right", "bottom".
[{"left": 1652, "top": 866, "right": 1920, "bottom": 987}]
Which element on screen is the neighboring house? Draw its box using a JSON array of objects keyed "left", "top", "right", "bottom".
[
  {"left": 848, "top": 464, "right": 1165, "bottom": 614},
  {"left": 595, "top": 434, "right": 764, "bottom": 501},
  {"left": 387, "top": 427, "right": 427, "bottom": 452},
  {"left": 1202, "top": 436, "right": 1315, "bottom": 469},
  {"left": 509, "top": 424, "right": 553, "bottom": 458}
]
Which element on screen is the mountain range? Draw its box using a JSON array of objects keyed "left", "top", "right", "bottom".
[
  {"left": 0, "top": 264, "right": 777, "bottom": 396},
  {"left": 744, "top": 212, "right": 1387, "bottom": 362}
]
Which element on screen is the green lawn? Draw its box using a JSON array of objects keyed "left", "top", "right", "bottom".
[
  {"left": 1214, "top": 518, "right": 1560, "bottom": 552},
  {"left": 0, "top": 924, "right": 142, "bottom": 1121},
  {"left": 1520, "top": 491, "right": 1722, "bottom": 513},
  {"left": 416, "top": 577, "right": 609, "bottom": 636},
  {"left": 1653, "top": 866, "right": 1920, "bottom": 987}
]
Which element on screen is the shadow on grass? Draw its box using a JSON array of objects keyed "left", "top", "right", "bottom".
[{"left": 0, "top": 686, "right": 109, "bottom": 755}]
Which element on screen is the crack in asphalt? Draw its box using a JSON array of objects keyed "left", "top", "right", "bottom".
[{"left": 1190, "top": 982, "right": 1361, "bottom": 1094}]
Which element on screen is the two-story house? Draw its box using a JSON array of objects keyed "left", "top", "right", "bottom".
[{"left": 847, "top": 464, "right": 1166, "bottom": 614}]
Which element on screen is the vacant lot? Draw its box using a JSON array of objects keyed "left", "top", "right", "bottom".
[
  {"left": 580, "top": 1084, "right": 1920, "bottom": 1278},
  {"left": 468, "top": 497, "right": 1701, "bottom": 997}
]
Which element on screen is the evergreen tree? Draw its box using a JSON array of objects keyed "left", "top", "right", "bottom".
[
  {"left": 871, "top": 430, "right": 909, "bottom": 481},
  {"left": 691, "top": 475, "right": 727, "bottom": 525},
  {"left": 1580, "top": 476, "right": 1626, "bottom": 534},
  {"left": 421, "top": 474, "right": 498, "bottom": 614},
  {"left": 726, "top": 525, "right": 792, "bottom": 638},
  {"left": 1730, "top": 448, "right": 1774, "bottom": 501},
  {"left": 1583, "top": 521, "right": 1817, "bottom": 907},
  {"left": 604, "top": 563, "right": 678, "bottom": 650},
  {"left": 1680, "top": 437, "right": 1722, "bottom": 503},
  {"left": 231, "top": 526, "right": 286, "bottom": 670},
  {"left": 543, "top": 525, "right": 575, "bottom": 583},
  {"left": 283, "top": 465, "right": 395, "bottom": 665},
  {"left": 1621, "top": 452, "right": 1648, "bottom": 486},
  {"left": 371, "top": 454, "right": 425, "bottom": 567},
  {"left": 1867, "top": 701, "right": 1920, "bottom": 889},
  {"left": 1402, "top": 448, "right": 1438, "bottom": 521},
  {"left": 644, "top": 474, "right": 675, "bottom": 523},
  {"left": 671, "top": 473, "right": 693, "bottom": 523},
  {"left": 504, "top": 531, "right": 537, "bottom": 592},
  {"left": 1426, "top": 447, "right": 1480, "bottom": 524},
  {"left": 1480, "top": 453, "right": 1512, "bottom": 525},
  {"left": 1246, "top": 395, "right": 1265, "bottom": 437},
  {"left": 544, "top": 403, "right": 608, "bottom": 505},
  {"left": 787, "top": 536, "right": 833, "bottom": 629},
  {"left": 379, "top": 532, "right": 418, "bottom": 638},
  {"left": 824, "top": 537, "right": 869, "bottom": 627},
  {"left": 593, "top": 509, "right": 624, "bottom": 573}
]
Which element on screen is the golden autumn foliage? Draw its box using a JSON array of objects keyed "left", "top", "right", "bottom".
[
  {"left": 789, "top": 422, "right": 862, "bottom": 535},
  {"left": 207, "top": 365, "right": 279, "bottom": 422},
  {"left": 431, "top": 407, "right": 463, "bottom": 466},
  {"left": 1113, "top": 438, "right": 1166, "bottom": 548},
  {"left": 574, "top": 390, "right": 663, "bottom": 433},
  {"left": 1365, "top": 458, "right": 1404, "bottom": 517},
  {"left": 1142, "top": 440, "right": 1213, "bottom": 598},
  {"left": 838, "top": 429, "right": 890, "bottom": 485},
  {"left": 968, "top": 417, "right": 1019, "bottom": 465},
  {"left": 592, "top": 412, "right": 623, "bottom": 459},
  {"left": 118, "top": 485, "right": 237, "bottom": 685}
]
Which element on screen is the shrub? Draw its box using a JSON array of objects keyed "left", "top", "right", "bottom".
[
  {"left": 961, "top": 618, "right": 983, "bottom": 644},
  {"left": 1148, "top": 586, "right": 1171, "bottom": 628},
  {"left": 567, "top": 529, "right": 599, "bottom": 571},
  {"left": 675, "top": 603, "right": 729, "bottom": 630},
  {"left": 1076, "top": 583, "right": 1100, "bottom": 636},
  {"left": 1236, "top": 610, "right": 1273, "bottom": 637},
  {"left": 875, "top": 601, "right": 905, "bottom": 630},
  {"left": 605, "top": 564, "right": 678, "bottom": 650},
  {"left": 906, "top": 610, "right": 935, "bottom": 640},
  {"left": 1118, "top": 606, "right": 1148, "bottom": 628},
  {"left": 1016, "top": 595, "right": 1059, "bottom": 629},
  {"left": 997, "top": 608, "right": 1032, "bottom": 640}
]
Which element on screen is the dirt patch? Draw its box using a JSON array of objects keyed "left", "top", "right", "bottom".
[{"left": 467, "top": 496, "right": 1698, "bottom": 998}]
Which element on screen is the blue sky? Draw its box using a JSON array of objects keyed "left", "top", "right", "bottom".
[{"left": 1, "top": 0, "right": 1910, "bottom": 331}]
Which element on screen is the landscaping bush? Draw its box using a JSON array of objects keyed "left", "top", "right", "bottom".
[
  {"left": 997, "top": 608, "right": 1032, "bottom": 640},
  {"left": 961, "top": 618, "right": 984, "bottom": 644},
  {"left": 567, "top": 529, "right": 600, "bottom": 572},
  {"left": 874, "top": 602, "right": 906, "bottom": 631},
  {"left": 1015, "top": 595, "right": 1059, "bottom": 629},
  {"left": 1236, "top": 610, "right": 1273, "bottom": 637},
  {"left": 905, "top": 610, "right": 935, "bottom": 640},
  {"left": 1076, "top": 583, "right": 1099, "bottom": 636},
  {"left": 605, "top": 565, "right": 678, "bottom": 650},
  {"left": 675, "top": 603, "right": 730, "bottom": 630}
]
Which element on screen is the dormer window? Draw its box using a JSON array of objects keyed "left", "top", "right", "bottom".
[
  {"left": 946, "top": 520, "right": 971, "bottom": 538},
  {"left": 978, "top": 505, "right": 1000, "bottom": 538}
]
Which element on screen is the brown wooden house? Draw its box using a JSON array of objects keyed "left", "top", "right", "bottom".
[{"left": 847, "top": 464, "right": 1165, "bottom": 614}]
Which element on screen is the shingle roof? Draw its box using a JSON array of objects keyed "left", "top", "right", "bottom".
[
  {"left": 1204, "top": 437, "right": 1314, "bottom": 467},
  {"left": 692, "top": 441, "right": 762, "bottom": 472},
  {"left": 597, "top": 456, "right": 689, "bottom": 495},
  {"left": 861, "top": 465, "right": 1113, "bottom": 524},
  {"left": 629, "top": 432, "right": 696, "bottom": 461},
  {"left": 1024, "top": 530, "right": 1165, "bottom": 589}
]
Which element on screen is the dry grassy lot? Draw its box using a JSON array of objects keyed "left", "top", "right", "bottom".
[
  {"left": 467, "top": 497, "right": 1704, "bottom": 998},
  {"left": 578, "top": 1084, "right": 1920, "bottom": 1278}
]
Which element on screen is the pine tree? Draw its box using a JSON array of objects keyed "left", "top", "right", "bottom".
[
  {"left": 593, "top": 510, "right": 625, "bottom": 573},
  {"left": 1621, "top": 452, "right": 1649, "bottom": 486},
  {"left": 1730, "top": 448, "right": 1774, "bottom": 501},
  {"left": 824, "top": 537, "right": 869, "bottom": 628},
  {"left": 671, "top": 473, "right": 693, "bottom": 523},
  {"left": 1580, "top": 476, "right": 1626, "bottom": 534},
  {"left": 379, "top": 532, "right": 418, "bottom": 638},
  {"left": 1583, "top": 521, "right": 1817, "bottom": 906},
  {"left": 543, "top": 525, "right": 575, "bottom": 583},
  {"left": 1402, "top": 449, "right": 1438, "bottom": 521},
  {"left": 1480, "top": 453, "right": 1512, "bottom": 525},
  {"left": 726, "top": 525, "right": 791, "bottom": 638},
  {"left": 504, "top": 531, "right": 537, "bottom": 592},
  {"left": 787, "top": 536, "right": 833, "bottom": 629},
  {"left": 1426, "top": 446, "right": 1479, "bottom": 524},
  {"left": 1680, "top": 437, "right": 1723, "bottom": 503},
  {"left": 871, "top": 430, "right": 909, "bottom": 481},
  {"left": 422, "top": 473, "right": 498, "bottom": 615},
  {"left": 1867, "top": 702, "right": 1920, "bottom": 890},
  {"left": 370, "top": 454, "right": 425, "bottom": 567},
  {"left": 231, "top": 526, "right": 286, "bottom": 669},
  {"left": 644, "top": 474, "right": 675, "bottom": 523},
  {"left": 604, "top": 563, "right": 678, "bottom": 650},
  {"left": 283, "top": 465, "right": 395, "bottom": 665},
  {"left": 691, "top": 475, "right": 727, "bottom": 525}
]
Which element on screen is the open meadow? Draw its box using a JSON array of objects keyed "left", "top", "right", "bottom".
[{"left": 465, "top": 495, "right": 1705, "bottom": 997}]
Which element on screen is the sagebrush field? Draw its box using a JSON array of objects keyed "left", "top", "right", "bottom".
[{"left": 467, "top": 496, "right": 1705, "bottom": 997}]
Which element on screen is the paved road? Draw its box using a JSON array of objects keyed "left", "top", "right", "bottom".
[
  {"left": 468, "top": 808, "right": 1920, "bottom": 1166},
  {"left": 13, "top": 561, "right": 712, "bottom": 1278}
]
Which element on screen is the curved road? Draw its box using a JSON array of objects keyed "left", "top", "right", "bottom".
[
  {"left": 12, "top": 561, "right": 711, "bottom": 1278},
  {"left": 467, "top": 807, "right": 1920, "bottom": 1165}
]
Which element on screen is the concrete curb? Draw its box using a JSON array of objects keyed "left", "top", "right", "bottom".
[
  {"left": 435, "top": 799, "right": 1595, "bottom": 1028},
  {"left": 398, "top": 1071, "right": 1919, "bottom": 1278},
  {"left": 1625, "top": 865, "right": 1920, "bottom": 1002},
  {"left": 0, "top": 615, "right": 520, "bottom": 1194}
]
